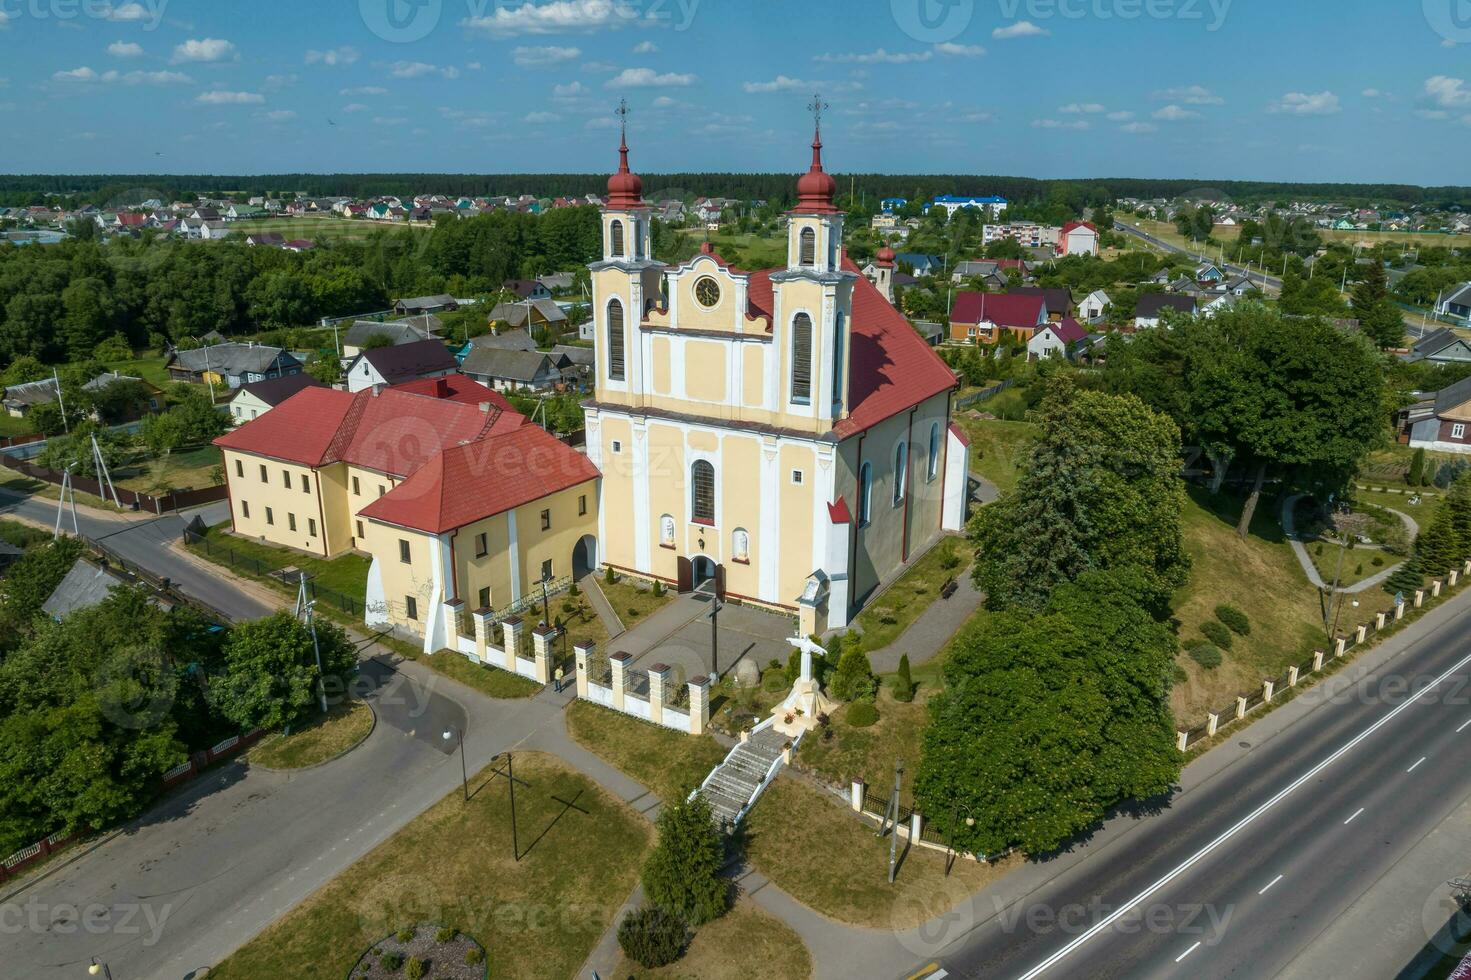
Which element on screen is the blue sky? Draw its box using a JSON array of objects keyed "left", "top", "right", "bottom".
[{"left": 1, "top": 0, "right": 1469, "bottom": 185}]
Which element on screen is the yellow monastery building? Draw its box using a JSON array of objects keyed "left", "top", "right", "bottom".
[{"left": 584, "top": 121, "right": 969, "bottom": 634}]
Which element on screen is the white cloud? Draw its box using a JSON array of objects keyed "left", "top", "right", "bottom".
[
  {"left": 633, "top": 40, "right": 658, "bottom": 54},
  {"left": 1106, "top": 110, "right": 1134, "bottom": 121},
  {"left": 582, "top": 60, "right": 618, "bottom": 72},
  {"left": 1268, "top": 91, "right": 1340, "bottom": 115},
  {"left": 1032, "top": 118, "right": 1088, "bottom": 130},
  {"left": 1153, "top": 84, "right": 1223, "bottom": 105},
  {"left": 1362, "top": 88, "right": 1382, "bottom": 98},
  {"left": 462, "top": 0, "right": 652, "bottom": 36},
  {"left": 341, "top": 85, "right": 387, "bottom": 96},
  {"left": 1445, "top": 38, "right": 1458, "bottom": 48},
  {"left": 935, "top": 42, "right": 986, "bottom": 57},
  {"left": 173, "top": 38, "right": 237, "bottom": 64},
  {"left": 306, "top": 47, "right": 359, "bottom": 67},
  {"left": 993, "top": 21, "right": 1049, "bottom": 39},
  {"left": 814, "top": 48, "right": 932, "bottom": 64},
  {"left": 552, "top": 81, "right": 586, "bottom": 98},
  {"left": 52, "top": 66, "right": 99, "bottom": 82},
  {"left": 265, "top": 73, "right": 299, "bottom": 90},
  {"left": 1120, "top": 121, "right": 1158, "bottom": 133},
  {"left": 105, "top": 69, "right": 192, "bottom": 85},
  {"left": 103, "top": 3, "right": 151, "bottom": 22},
  {"left": 1060, "top": 102, "right": 1105, "bottom": 114},
  {"left": 389, "top": 61, "right": 460, "bottom": 79},
  {"left": 1153, "top": 104, "right": 1200, "bottom": 121},
  {"left": 263, "top": 109, "right": 297, "bottom": 122},
  {"left": 513, "top": 45, "right": 581, "bottom": 67},
  {"left": 0, "top": 10, "right": 12, "bottom": 27},
  {"left": 108, "top": 41, "right": 143, "bottom": 58},
  {"left": 651, "top": 95, "right": 680, "bottom": 108},
  {"left": 524, "top": 110, "right": 561, "bottom": 123},
  {"left": 1425, "top": 75, "right": 1471, "bottom": 108},
  {"left": 743, "top": 75, "right": 827, "bottom": 94},
  {"left": 196, "top": 90, "right": 264, "bottom": 105},
  {"left": 342, "top": 103, "right": 368, "bottom": 113},
  {"left": 605, "top": 67, "right": 695, "bottom": 88}
]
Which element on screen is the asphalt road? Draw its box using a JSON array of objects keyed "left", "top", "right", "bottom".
[
  {"left": 923, "top": 593, "right": 1471, "bottom": 979},
  {"left": 1113, "top": 220, "right": 1283, "bottom": 292},
  {"left": 0, "top": 492, "right": 270, "bottom": 622}
]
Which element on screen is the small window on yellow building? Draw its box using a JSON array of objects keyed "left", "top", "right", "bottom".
[
  {"left": 405, "top": 596, "right": 418, "bottom": 621},
  {"left": 540, "top": 509, "right": 551, "bottom": 531},
  {"left": 399, "top": 539, "right": 411, "bottom": 564}
]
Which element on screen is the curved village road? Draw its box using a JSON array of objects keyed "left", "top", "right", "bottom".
[{"left": 910, "top": 588, "right": 1471, "bottom": 980}]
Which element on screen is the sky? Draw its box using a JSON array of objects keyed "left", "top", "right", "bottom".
[{"left": 0, "top": 0, "right": 1469, "bottom": 185}]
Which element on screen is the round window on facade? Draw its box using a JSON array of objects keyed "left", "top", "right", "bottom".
[{"left": 694, "top": 276, "right": 721, "bottom": 309}]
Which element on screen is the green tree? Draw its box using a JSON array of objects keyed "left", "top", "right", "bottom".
[
  {"left": 0, "top": 537, "right": 84, "bottom": 652},
  {"left": 211, "top": 611, "right": 356, "bottom": 731},
  {"left": 1350, "top": 261, "right": 1406, "bottom": 349},
  {"left": 641, "top": 793, "right": 728, "bottom": 927},
  {"left": 829, "top": 640, "right": 878, "bottom": 703},
  {"left": 892, "top": 653, "right": 914, "bottom": 703},
  {"left": 914, "top": 568, "right": 1180, "bottom": 856},
  {"left": 1408, "top": 448, "right": 1426, "bottom": 487},
  {"left": 1415, "top": 508, "right": 1460, "bottom": 577}
]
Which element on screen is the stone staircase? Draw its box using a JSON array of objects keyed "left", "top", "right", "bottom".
[{"left": 694, "top": 725, "right": 792, "bottom": 829}]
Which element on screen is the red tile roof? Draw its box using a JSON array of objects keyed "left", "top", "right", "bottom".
[
  {"left": 357, "top": 424, "right": 600, "bottom": 534},
  {"left": 390, "top": 373, "right": 513, "bottom": 410},
  {"left": 1047, "top": 317, "right": 1089, "bottom": 344},
  {"left": 834, "top": 256, "right": 959, "bottom": 438},
  {"left": 827, "top": 497, "right": 852, "bottom": 524},
  {"left": 950, "top": 291, "right": 1046, "bottom": 329},
  {"left": 948, "top": 422, "right": 971, "bottom": 448},
  {"left": 214, "top": 387, "right": 354, "bottom": 467},
  {"left": 1061, "top": 220, "right": 1097, "bottom": 235}
]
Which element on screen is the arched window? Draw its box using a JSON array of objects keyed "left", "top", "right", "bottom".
[
  {"left": 790, "top": 312, "right": 813, "bottom": 405},
  {"left": 633, "top": 220, "right": 643, "bottom": 258},
  {"left": 732, "top": 528, "right": 750, "bottom": 563},
  {"left": 831, "top": 311, "right": 845, "bottom": 405},
  {"left": 858, "top": 462, "right": 873, "bottom": 526},
  {"left": 893, "top": 441, "right": 908, "bottom": 506},
  {"left": 799, "top": 227, "right": 816, "bottom": 266},
  {"left": 606, "top": 298, "right": 625, "bottom": 381},
  {"left": 927, "top": 422, "right": 941, "bottom": 481},
  {"left": 610, "top": 219, "right": 625, "bottom": 257},
  {"left": 691, "top": 460, "right": 715, "bottom": 525}
]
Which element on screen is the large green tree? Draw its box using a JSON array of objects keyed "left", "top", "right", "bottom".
[
  {"left": 211, "top": 611, "right": 356, "bottom": 731},
  {"left": 1350, "top": 261, "right": 1407, "bottom": 349},
  {"left": 914, "top": 567, "right": 1180, "bottom": 856},
  {"left": 641, "top": 793, "right": 729, "bottom": 927},
  {"left": 972, "top": 384, "right": 1189, "bottom": 612}
]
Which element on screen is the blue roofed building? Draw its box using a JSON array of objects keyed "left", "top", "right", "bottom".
[{"left": 928, "top": 194, "right": 1009, "bottom": 219}]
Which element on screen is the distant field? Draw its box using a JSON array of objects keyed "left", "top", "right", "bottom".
[
  {"left": 1131, "top": 217, "right": 1471, "bottom": 252},
  {"left": 672, "top": 228, "right": 786, "bottom": 268},
  {"left": 230, "top": 215, "right": 430, "bottom": 242}
]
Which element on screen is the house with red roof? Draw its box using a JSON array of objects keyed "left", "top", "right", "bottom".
[
  {"left": 213, "top": 383, "right": 600, "bottom": 655},
  {"left": 1058, "top": 220, "right": 1099, "bottom": 256},
  {"left": 1027, "top": 317, "right": 1090, "bottom": 361},
  {"left": 584, "top": 121, "right": 967, "bottom": 635},
  {"left": 948, "top": 291, "right": 1048, "bottom": 344}
]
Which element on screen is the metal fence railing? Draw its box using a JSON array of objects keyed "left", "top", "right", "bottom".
[{"left": 182, "top": 528, "right": 364, "bottom": 617}]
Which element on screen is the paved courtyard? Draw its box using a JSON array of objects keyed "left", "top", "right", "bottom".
[{"left": 611, "top": 592, "right": 800, "bottom": 684}]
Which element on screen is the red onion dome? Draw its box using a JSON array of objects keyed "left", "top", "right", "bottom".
[
  {"left": 876, "top": 244, "right": 896, "bottom": 266},
  {"left": 605, "top": 134, "right": 644, "bottom": 209},
  {"left": 794, "top": 128, "right": 839, "bottom": 213}
]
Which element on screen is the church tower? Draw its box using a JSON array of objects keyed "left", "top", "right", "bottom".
[
  {"left": 873, "top": 244, "right": 896, "bottom": 303},
  {"left": 771, "top": 95, "right": 856, "bottom": 425}
]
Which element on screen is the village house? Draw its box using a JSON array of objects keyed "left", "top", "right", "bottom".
[
  {"left": 394, "top": 294, "right": 459, "bottom": 317},
  {"left": 1400, "top": 375, "right": 1471, "bottom": 455},
  {"left": 1135, "top": 293, "right": 1198, "bottom": 329},
  {"left": 948, "top": 292, "right": 1048, "bottom": 344},
  {"left": 345, "top": 339, "right": 458, "bottom": 392},
  {"left": 1027, "top": 318, "right": 1089, "bottom": 360},
  {"left": 460, "top": 347, "right": 563, "bottom": 393},
  {"left": 340, "top": 316, "right": 443, "bottom": 360},
  {"left": 228, "top": 373, "right": 326, "bottom": 423},
  {"left": 166, "top": 343, "right": 303, "bottom": 389}
]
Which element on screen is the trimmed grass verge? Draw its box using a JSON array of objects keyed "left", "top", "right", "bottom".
[
  {"left": 612, "top": 897, "right": 811, "bottom": 980},
  {"left": 953, "top": 416, "right": 1036, "bottom": 495},
  {"left": 207, "top": 752, "right": 652, "bottom": 980},
  {"left": 564, "top": 699, "right": 727, "bottom": 804},
  {"left": 852, "top": 535, "right": 970, "bottom": 654},
  {"left": 247, "top": 700, "right": 374, "bottom": 770}
]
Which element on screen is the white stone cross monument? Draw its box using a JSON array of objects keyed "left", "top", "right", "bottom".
[{"left": 772, "top": 634, "right": 837, "bottom": 737}]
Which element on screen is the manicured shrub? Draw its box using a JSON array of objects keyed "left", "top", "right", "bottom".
[
  {"left": 891, "top": 653, "right": 915, "bottom": 703},
  {"left": 626, "top": 607, "right": 639, "bottom": 619},
  {"left": 939, "top": 546, "right": 962, "bottom": 571},
  {"left": 652, "top": 580, "right": 664, "bottom": 597},
  {"left": 1186, "top": 641, "right": 1222, "bottom": 669},
  {"left": 568, "top": 579, "right": 580, "bottom": 597},
  {"left": 642, "top": 795, "right": 728, "bottom": 926},
  {"left": 395, "top": 927, "right": 415, "bottom": 943},
  {"left": 464, "top": 946, "right": 485, "bottom": 965},
  {"left": 605, "top": 566, "right": 616, "bottom": 585},
  {"left": 1213, "top": 604, "right": 1251, "bottom": 636},
  {"left": 1371, "top": 556, "right": 1384, "bottom": 567},
  {"left": 617, "top": 907, "right": 689, "bottom": 968},
  {"left": 380, "top": 951, "right": 404, "bottom": 971},
  {"left": 1200, "top": 620, "right": 1233, "bottom": 650},
  {"left": 404, "top": 956, "right": 426, "bottom": 980},
  {"left": 762, "top": 669, "right": 789, "bottom": 693},
  {"left": 435, "top": 926, "right": 456, "bottom": 943},
  {"left": 830, "top": 644, "right": 878, "bottom": 702},
  {"left": 785, "top": 649, "right": 802, "bottom": 684},
  {"left": 847, "top": 702, "right": 880, "bottom": 727}
]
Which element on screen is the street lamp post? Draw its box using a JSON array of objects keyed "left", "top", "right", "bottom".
[
  {"left": 88, "top": 958, "right": 113, "bottom": 980},
  {"left": 443, "top": 726, "right": 468, "bottom": 802},
  {"left": 539, "top": 571, "right": 551, "bottom": 627},
  {"left": 944, "top": 801, "right": 979, "bottom": 878}
]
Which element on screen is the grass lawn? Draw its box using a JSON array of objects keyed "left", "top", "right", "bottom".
[
  {"left": 1171, "top": 488, "right": 1329, "bottom": 721},
  {"left": 1355, "top": 486, "right": 1437, "bottom": 529},
  {"left": 744, "top": 775, "right": 1014, "bottom": 930},
  {"left": 564, "top": 699, "right": 728, "bottom": 803},
  {"left": 207, "top": 752, "right": 652, "bottom": 980},
  {"left": 191, "top": 520, "right": 369, "bottom": 599},
  {"left": 672, "top": 229, "right": 786, "bottom": 269},
  {"left": 602, "top": 572, "right": 676, "bottom": 627},
  {"left": 0, "top": 463, "right": 127, "bottom": 512},
  {"left": 101, "top": 354, "right": 172, "bottom": 389},
  {"left": 852, "top": 535, "right": 969, "bottom": 654},
  {"left": 0, "top": 413, "right": 36, "bottom": 439},
  {"left": 612, "top": 897, "right": 811, "bottom": 980},
  {"left": 247, "top": 700, "right": 373, "bottom": 769},
  {"left": 112, "top": 444, "right": 222, "bottom": 494},
  {"left": 0, "top": 518, "right": 51, "bottom": 549},
  {"left": 954, "top": 416, "right": 1036, "bottom": 494},
  {"left": 418, "top": 649, "right": 542, "bottom": 700}
]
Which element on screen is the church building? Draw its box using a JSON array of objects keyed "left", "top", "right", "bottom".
[{"left": 583, "top": 112, "right": 969, "bottom": 634}]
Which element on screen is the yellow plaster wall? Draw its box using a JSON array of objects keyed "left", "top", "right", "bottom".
[
  {"left": 222, "top": 449, "right": 329, "bottom": 557},
  {"left": 684, "top": 341, "right": 727, "bottom": 403}
]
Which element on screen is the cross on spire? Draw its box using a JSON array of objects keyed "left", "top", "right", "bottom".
[
  {"left": 615, "top": 97, "right": 630, "bottom": 144},
  {"left": 808, "top": 92, "right": 828, "bottom": 139}
]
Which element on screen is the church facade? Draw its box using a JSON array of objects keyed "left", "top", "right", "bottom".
[{"left": 583, "top": 121, "right": 969, "bottom": 634}]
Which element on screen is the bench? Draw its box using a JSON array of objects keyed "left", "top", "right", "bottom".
[{"left": 940, "top": 578, "right": 958, "bottom": 600}]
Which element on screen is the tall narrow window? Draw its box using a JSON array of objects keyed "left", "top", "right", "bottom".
[
  {"left": 928, "top": 422, "right": 942, "bottom": 481},
  {"left": 691, "top": 460, "right": 715, "bottom": 525},
  {"left": 799, "top": 227, "right": 816, "bottom": 266},
  {"left": 893, "top": 442, "right": 908, "bottom": 506},
  {"left": 606, "top": 298, "right": 626, "bottom": 381},
  {"left": 610, "top": 219, "right": 625, "bottom": 257},
  {"left": 831, "top": 312, "right": 845, "bottom": 405},
  {"left": 790, "top": 312, "right": 812, "bottom": 405},
  {"left": 858, "top": 463, "right": 873, "bottom": 526}
]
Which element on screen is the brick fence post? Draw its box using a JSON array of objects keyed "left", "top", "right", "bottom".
[
  {"left": 1433, "top": 580, "right": 1443, "bottom": 598},
  {"left": 1263, "top": 680, "right": 1275, "bottom": 702},
  {"left": 851, "top": 778, "right": 865, "bottom": 812},
  {"left": 688, "top": 675, "right": 710, "bottom": 735},
  {"left": 499, "top": 616, "right": 522, "bottom": 671},
  {"left": 1207, "top": 713, "right": 1219, "bottom": 736},
  {"left": 1355, "top": 624, "right": 1367, "bottom": 644},
  {"left": 1416, "top": 589, "right": 1425, "bottom": 608},
  {"left": 1334, "top": 637, "right": 1347, "bottom": 658},
  {"left": 530, "top": 623, "right": 555, "bottom": 684},
  {"left": 1313, "top": 650, "right": 1325, "bottom": 671},
  {"left": 472, "top": 608, "right": 492, "bottom": 663},
  {"left": 1235, "top": 696, "right": 1247, "bottom": 719},
  {"left": 1288, "top": 665, "right": 1299, "bottom": 687},
  {"left": 610, "top": 652, "right": 631, "bottom": 711},
  {"left": 574, "top": 641, "right": 593, "bottom": 699},
  {"left": 647, "top": 663, "right": 669, "bottom": 723}
]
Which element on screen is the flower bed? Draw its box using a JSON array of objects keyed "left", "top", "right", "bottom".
[{"left": 349, "top": 925, "right": 486, "bottom": 979}]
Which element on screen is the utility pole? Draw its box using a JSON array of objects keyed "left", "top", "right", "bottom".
[
  {"left": 296, "top": 575, "right": 329, "bottom": 713},
  {"left": 53, "top": 369, "right": 69, "bottom": 434},
  {"left": 53, "top": 464, "right": 79, "bottom": 539},
  {"left": 884, "top": 759, "right": 904, "bottom": 884},
  {"left": 91, "top": 432, "right": 121, "bottom": 508}
]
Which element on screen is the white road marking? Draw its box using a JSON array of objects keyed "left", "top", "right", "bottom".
[
  {"left": 1259, "top": 874, "right": 1284, "bottom": 895},
  {"left": 1011, "top": 645, "right": 1471, "bottom": 980},
  {"left": 1175, "top": 941, "right": 1202, "bottom": 963},
  {"left": 1344, "top": 807, "right": 1365, "bottom": 825},
  {"left": 1407, "top": 756, "right": 1427, "bottom": 773},
  {"left": 1458, "top": 718, "right": 1471, "bottom": 733}
]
